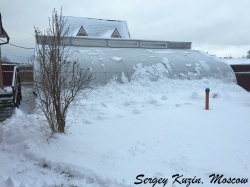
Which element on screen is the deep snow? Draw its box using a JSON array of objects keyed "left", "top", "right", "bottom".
[{"left": 0, "top": 77, "right": 250, "bottom": 187}]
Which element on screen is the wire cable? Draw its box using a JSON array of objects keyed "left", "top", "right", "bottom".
[
  {"left": 1, "top": 53, "right": 31, "bottom": 59},
  {"left": 0, "top": 39, "right": 34, "bottom": 49}
]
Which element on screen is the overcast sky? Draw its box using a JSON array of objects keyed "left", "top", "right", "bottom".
[{"left": 0, "top": 0, "right": 250, "bottom": 63}]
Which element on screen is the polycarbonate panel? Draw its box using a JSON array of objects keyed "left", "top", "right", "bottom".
[{"left": 69, "top": 47, "right": 236, "bottom": 85}]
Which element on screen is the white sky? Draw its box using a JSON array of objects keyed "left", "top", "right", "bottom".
[{"left": 0, "top": 0, "right": 250, "bottom": 62}]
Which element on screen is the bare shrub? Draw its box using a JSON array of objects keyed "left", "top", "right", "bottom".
[{"left": 34, "top": 9, "right": 93, "bottom": 134}]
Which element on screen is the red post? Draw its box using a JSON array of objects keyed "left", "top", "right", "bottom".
[{"left": 205, "top": 88, "right": 210, "bottom": 110}]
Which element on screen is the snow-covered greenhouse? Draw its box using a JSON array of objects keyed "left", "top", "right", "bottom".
[{"left": 36, "top": 16, "right": 236, "bottom": 85}]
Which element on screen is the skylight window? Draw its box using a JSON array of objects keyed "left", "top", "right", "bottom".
[
  {"left": 76, "top": 26, "right": 88, "bottom": 36},
  {"left": 111, "top": 28, "right": 121, "bottom": 38}
]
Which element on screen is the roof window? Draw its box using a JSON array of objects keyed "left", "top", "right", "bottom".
[
  {"left": 77, "top": 26, "right": 88, "bottom": 36},
  {"left": 111, "top": 28, "right": 121, "bottom": 38}
]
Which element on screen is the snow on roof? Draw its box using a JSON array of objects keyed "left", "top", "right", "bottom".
[
  {"left": 63, "top": 16, "right": 131, "bottom": 38},
  {"left": 223, "top": 58, "right": 250, "bottom": 65},
  {"left": 67, "top": 47, "right": 236, "bottom": 85}
]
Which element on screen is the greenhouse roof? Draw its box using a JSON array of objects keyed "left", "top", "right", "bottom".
[{"left": 67, "top": 47, "right": 236, "bottom": 85}]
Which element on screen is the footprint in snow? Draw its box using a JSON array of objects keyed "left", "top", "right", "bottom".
[
  {"left": 101, "top": 102, "right": 108, "bottom": 108},
  {"left": 153, "top": 172, "right": 164, "bottom": 178},
  {"left": 123, "top": 101, "right": 130, "bottom": 106},
  {"left": 161, "top": 95, "right": 168, "bottom": 100},
  {"left": 190, "top": 92, "right": 198, "bottom": 99},
  {"left": 116, "top": 114, "right": 123, "bottom": 118},
  {"left": 148, "top": 99, "right": 158, "bottom": 105},
  {"left": 175, "top": 103, "right": 191, "bottom": 107},
  {"left": 132, "top": 109, "right": 140, "bottom": 114},
  {"left": 244, "top": 165, "right": 248, "bottom": 170}
]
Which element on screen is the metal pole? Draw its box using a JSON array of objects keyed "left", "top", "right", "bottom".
[{"left": 0, "top": 45, "right": 3, "bottom": 89}]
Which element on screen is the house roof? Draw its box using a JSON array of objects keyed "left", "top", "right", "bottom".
[
  {"left": 0, "top": 13, "right": 10, "bottom": 44},
  {"left": 0, "top": 14, "right": 4, "bottom": 36},
  {"left": 63, "top": 16, "right": 131, "bottom": 38}
]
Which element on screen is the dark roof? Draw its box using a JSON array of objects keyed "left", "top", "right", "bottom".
[{"left": 0, "top": 13, "right": 10, "bottom": 44}]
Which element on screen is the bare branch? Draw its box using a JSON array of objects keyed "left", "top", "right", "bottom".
[{"left": 34, "top": 8, "right": 93, "bottom": 134}]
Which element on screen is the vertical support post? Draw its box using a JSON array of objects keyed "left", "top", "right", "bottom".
[
  {"left": 0, "top": 13, "right": 10, "bottom": 90},
  {"left": 205, "top": 88, "right": 210, "bottom": 110},
  {"left": 0, "top": 46, "right": 4, "bottom": 89}
]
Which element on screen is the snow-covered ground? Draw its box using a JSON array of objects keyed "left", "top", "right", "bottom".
[{"left": 0, "top": 77, "right": 250, "bottom": 187}]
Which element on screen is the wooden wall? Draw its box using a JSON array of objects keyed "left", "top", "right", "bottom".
[
  {"left": 231, "top": 64, "right": 250, "bottom": 91},
  {"left": 18, "top": 65, "right": 34, "bottom": 84}
]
